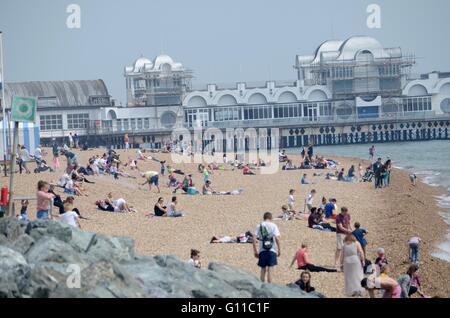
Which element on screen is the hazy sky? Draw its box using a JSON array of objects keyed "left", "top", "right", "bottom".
[{"left": 1, "top": 0, "right": 450, "bottom": 104}]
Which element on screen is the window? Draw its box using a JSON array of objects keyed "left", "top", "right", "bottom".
[
  {"left": 67, "top": 113, "right": 89, "bottom": 129},
  {"left": 144, "top": 118, "right": 150, "bottom": 129},
  {"left": 40, "top": 114, "right": 63, "bottom": 131},
  {"left": 214, "top": 107, "right": 241, "bottom": 121},
  {"left": 116, "top": 119, "right": 122, "bottom": 131},
  {"left": 137, "top": 118, "right": 143, "bottom": 130},
  {"left": 130, "top": 119, "right": 136, "bottom": 130},
  {"left": 402, "top": 97, "right": 432, "bottom": 112},
  {"left": 123, "top": 119, "right": 129, "bottom": 130}
]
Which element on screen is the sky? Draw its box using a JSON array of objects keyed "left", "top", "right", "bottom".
[{"left": 1, "top": 0, "right": 450, "bottom": 104}]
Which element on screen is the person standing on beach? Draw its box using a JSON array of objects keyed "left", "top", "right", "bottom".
[
  {"left": 68, "top": 132, "right": 74, "bottom": 148},
  {"left": 372, "top": 158, "right": 383, "bottom": 189},
  {"left": 36, "top": 181, "right": 55, "bottom": 220},
  {"left": 340, "top": 234, "right": 365, "bottom": 297},
  {"left": 335, "top": 207, "right": 352, "bottom": 269},
  {"left": 253, "top": 212, "right": 281, "bottom": 283},
  {"left": 124, "top": 134, "right": 129, "bottom": 152},
  {"left": 305, "top": 189, "right": 316, "bottom": 213},
  {"left": 369, "top": 145, "right": 375, "bottom": 161},
  {"left": 52, "top": 139, "right": 60, "bottom": 170}
]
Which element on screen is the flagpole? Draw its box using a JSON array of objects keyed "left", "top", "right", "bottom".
[{"left": 0, "top": 31, "right": 8, "bottom": 177}]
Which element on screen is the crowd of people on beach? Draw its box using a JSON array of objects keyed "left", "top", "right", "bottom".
[{"left": 1, "top": 132, "right": 436, "bottom": 299}]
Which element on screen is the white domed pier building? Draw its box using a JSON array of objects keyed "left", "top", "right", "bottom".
[{"left": 3, "top": 36, "right": 450, "bottom": 149}]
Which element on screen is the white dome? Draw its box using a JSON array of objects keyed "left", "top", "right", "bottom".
[
  {"left": 134, "top": 56, "right": 153, "bottom": 72},
  {"left": 313, "top": 40, "right": 344, "bottom": 63},
  {"left": 154, "top": 54, "right": 175, "bottom": 70},
  {"left": 338, "top": 36, "right": 387, "bottom": 60}
]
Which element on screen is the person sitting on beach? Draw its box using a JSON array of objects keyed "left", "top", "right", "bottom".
[
  {"left": 243, "top": 164, "right": 256, "bottom": 175},
  {"left": 36, "top": 181, "right": 56, "bottom": 220},
  {"left": 59, "top": 202, "right": 81, "bottom": 229},
  {"left": 63, "top": 196, "right": 86, "bottom": 219},
  {"left": 278, "top": 205, "right": 294, "bottom": 221},
  {"left": 319, "top": 196, "right": 327, "bottom": 210},
  {"left": 348, "top": 165, "right": 355, "bottom": 179},
  {"left": 294, "top": 271, "right": 316, "bottom": 293},
  {"left": 352, "top": 222, "right": 368, "bottom": 259},
  {"left": 361, "top": 265, "right": 401, "bottom": 298},
  {"left": 283, "top": 160, "right": 297, "bottom": 170},
  {"left": 202, "top": 180, "right": 214, "bottom": 195},
  {"left": 308, "top": 208, "right": 336, "bottom": 232},
  {"left": 324, "top": 198, "right": 337, "bottom": 219},
  {"left": 210, "top": 231, "right": 254, "bottom": 244},
  {"left": 64, "top": 178, "right": 86, "bottom": 197},
  {"left": 167, "top": 196, "right": 184, "bottom": 217},
  {"left": 137, "top": 148, "right": 146, "bottom": 161},
  {"left": 337, "top": 168, "right": 345, "bottom": 181},
  {"left": 152, "top": 197, "right": 167, "bottom": 217},
  {"left": 374, "top": 247, "right": 389, "bottom": 276},
  {"left": 174, "top": 174, "right": 193, "bottom": 194},
  {"left": 290, "top": 242, "right": 337, "bottom": 272},
  {"left": 301, "top": 174, "right": 310, "bottom": 185},
  {"left": 279, "top": 150, "right": 288, "bottom": 162},
  {"left": 17, "top": 200, "right": 29, "bottom": 222},
  {"left": 397, "top": 264, "right": 427, "bottom": 298},
  {"left": 187, "top": 249, "right": 201, "bottom": 269}
]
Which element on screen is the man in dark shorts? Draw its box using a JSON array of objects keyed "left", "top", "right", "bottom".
[
  {"left": 252, "top": 212, "right": 281, "bottom": 283},
  {"left": 141, "top": 171, "right": 161, "bottom": 193}
]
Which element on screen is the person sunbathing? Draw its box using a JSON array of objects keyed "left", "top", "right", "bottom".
[
  {"left": 210, "top": 231, "right": 254, "bottom": 243},
  {"left": 243, "top": 164, "right": 256, "bottom": 175}
]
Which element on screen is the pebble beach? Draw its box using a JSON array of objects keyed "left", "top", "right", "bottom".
[{"left": 7, "top": 148, "right": 450, "bottom": 298}]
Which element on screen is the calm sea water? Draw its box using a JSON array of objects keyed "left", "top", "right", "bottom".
[{"left": 290, "top": 140, "right": 450, "bottom": 263}]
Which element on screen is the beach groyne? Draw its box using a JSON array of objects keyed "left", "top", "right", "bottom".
[{"left": 0, "top": 218, "right": 322, "bottom": 298}]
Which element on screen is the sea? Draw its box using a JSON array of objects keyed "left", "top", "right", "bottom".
[{"left": 291, "top": 140, "right": 450, "bottom": 264}]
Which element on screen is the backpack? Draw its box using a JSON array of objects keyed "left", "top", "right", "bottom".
[{"left": 259, "top": 224, "right": 273, "bottom": 251}]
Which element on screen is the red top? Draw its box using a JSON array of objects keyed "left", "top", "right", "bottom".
[{"left": 295, "top": 248, "right": 309, "bottom": 268}]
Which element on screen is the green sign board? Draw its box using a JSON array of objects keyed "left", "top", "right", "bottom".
[{"left": 11, "top": 96, "right": 37, "bottom": 122}]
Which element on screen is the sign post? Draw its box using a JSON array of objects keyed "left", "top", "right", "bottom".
[
  {"left": 0, "top": 31, "right": 8, "bottom": 177},
  {"left": 7, "top": 96, "right": 37, "bottom": 217}
]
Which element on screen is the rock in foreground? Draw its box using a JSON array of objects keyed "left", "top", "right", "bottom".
[{"left": 0, "top": 218, "right": 323, "bottom": 298}]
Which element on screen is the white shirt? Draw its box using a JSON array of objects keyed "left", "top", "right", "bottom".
[
  {"left": 255, "top": 221, "right": 280, "bottom": 253},
  {"left": 34, "top": 148, "right": 42, "bottom": 160},
  {"left": 288, "top": 195, "right": 295, "bottom": 206},
  {"left": 65, "top": 179, "right": 74, "bottom": 190},
  {"left": 112, "top": 198, "right": 126, "bottom": 212},
  {"left": 167, "top": 202, "right": 176, "bottom": 216},
  {"left": 306, "top": 193, "right": 314, "bottom": 205},
  {"left": 60, "top": 211, "right": 79, "bottom": 227}
]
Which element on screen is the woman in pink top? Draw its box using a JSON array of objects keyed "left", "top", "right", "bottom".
[
  {"left": 289, "top": 243, "right": 337, "bottom": 272},
  {"left": 36, "top": 180, "right": 55, "bottom": 220}
]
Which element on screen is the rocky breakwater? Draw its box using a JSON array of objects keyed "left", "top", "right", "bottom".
[{"left": 0, "top": 217, "right": 323, "bottom": 298}]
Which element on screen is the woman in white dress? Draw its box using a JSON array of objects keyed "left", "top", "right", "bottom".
[{"left": 340, "top": 234, "right": 365, "bottom": 297}]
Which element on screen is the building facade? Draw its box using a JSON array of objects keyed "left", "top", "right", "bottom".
[{"left": 3, "top": 36, "right": 450, "bottom": 149}]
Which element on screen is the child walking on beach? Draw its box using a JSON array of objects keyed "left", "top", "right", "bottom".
[
  {"left": 288, "top": 189, "right": 296, "bottom": 212},
  {"left": 352, "top": 222, "right": 368, "bottom": 258},
  {"left": 408, "top": 236, "right": 422, "bottom": 264}
]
